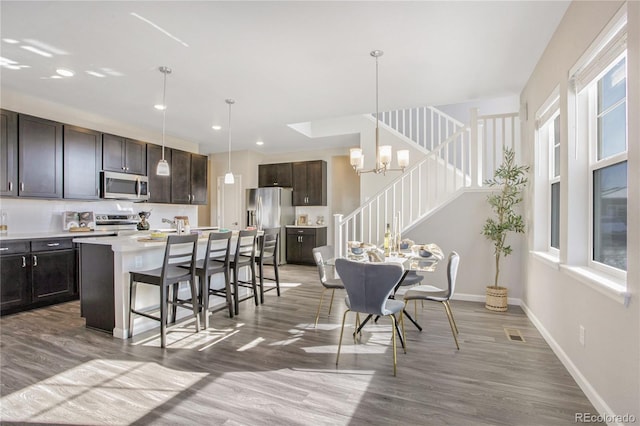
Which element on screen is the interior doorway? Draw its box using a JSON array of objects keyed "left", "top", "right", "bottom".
[{"left": 216, "top": 175, "right": 242, "bottom": 230}]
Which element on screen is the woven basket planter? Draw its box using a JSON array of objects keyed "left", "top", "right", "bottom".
[{"left": 485, "top": 286, "right": 508, "bottom": 312}]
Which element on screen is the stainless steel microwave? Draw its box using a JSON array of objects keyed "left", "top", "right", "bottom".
[{"left": 101, "top": 171, "right": 149, "bottom": 201}]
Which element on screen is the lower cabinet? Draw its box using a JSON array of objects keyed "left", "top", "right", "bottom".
[
  {"left": 0, "top": 238, "right": 77, "bottom": 315},
  {"left": 286, "top": 227, "right": 327, "bottom": 265}
]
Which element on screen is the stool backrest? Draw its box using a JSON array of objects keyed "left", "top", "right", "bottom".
[
  {"left": 258, "top": 227, "right": 279, "bottom": 263},
  {"left": 204, "top": 231, "right": 232, "bottom": 272},
  {"left": 234, "top": 229, "right": 258, "bottom": 264},
  {"left": 163, "top": 234, "right": 199, "bottom": 283}
]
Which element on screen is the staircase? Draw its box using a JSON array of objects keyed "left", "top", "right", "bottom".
[{"left": 334, "top": 107, "right": 520, "bottom": 257}]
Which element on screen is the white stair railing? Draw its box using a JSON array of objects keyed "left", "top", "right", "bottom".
[{"left": 334, "top": 108, "right": 520, "bottom": 258}]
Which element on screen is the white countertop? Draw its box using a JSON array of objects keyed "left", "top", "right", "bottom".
[
  {"left": 73, "top": 229, "right": 230, "bottom": 252},
  {"left": 0, "top": 230, "right": 117, "bottom": 241},
  {"left": 285, "top": 225, "right": 327, "bottom": 228}
]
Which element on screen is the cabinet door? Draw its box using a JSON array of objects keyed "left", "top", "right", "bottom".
[
  {"left": 31, "top": 250, "right": 75, "bottom": 302},
  {"left": 305, "top": 160, "right": 327, "bottom": 205},
  {"left": 124, "top": 139, "right": 147, "bottom": 175},
  {"left": 292, "top": 162, "right": 307, "bottom": 205},
  {"left": 275, "top": 163, "right": 293, "bottom": 187},
  {"left": 286, "top": 233, "right": 302, "bottom": 263},
  {"left": 299, "top": 234, "right": 316, "bottom": 264},
  {"left": 171, "top": 149, "right": 191, "bottom": 204},
  {"left": 0, "top": 254, "right": 30, "bottom": 312},
  {"left": 64, "top": 125, "right": 102, "bottom": 199},
  {"left": 190, "top": 153, "right": 208, "bottom": 205},
  {"left": 0, "top": 109, "right": 18, "bottom": 196},
  {"left": 102, "top": 133, "right": 125, "bottom": 172},
  {"left": 147, "top": 145, "right": 171, "bottom": 203},
  {"left": 258, "top": 164, "right": 277, "bottom": 187},
  {"left": 18, "top": 114, "right": 63, "bottom": 198}
]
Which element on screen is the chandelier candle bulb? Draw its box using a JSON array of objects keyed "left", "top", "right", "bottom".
[
  {"left": 397, "top": 150, "right": 410, "bottom": 169},
  {"left": 379, "top": 145, "right": 392, "bottom": 166}
]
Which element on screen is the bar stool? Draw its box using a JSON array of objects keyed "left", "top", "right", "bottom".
[
  {"left": 230, "top": 229, "right": 258, "bottom": 315},
  {"left": 196, "top": 231, "right": 233, "bottom": 325},
  {"left": 128, "top": 234, "right": 200, "bottom": 348},
  {"left": 254, "top": 227, "right": 281, "bottom": 304}
]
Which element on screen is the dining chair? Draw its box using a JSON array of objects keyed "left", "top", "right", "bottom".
[
  {"left": 335, "top": 258, "right": 406, "bottom": 376},
  {"left": 312, "top": 245, "right": 344, "bottom": 327},
  {"left": 402, "top": 251, "right": 460, "bottom": 349},
  {"left": 186, "top": 231, "right": 233, "bottom": 326},
  {"left": 230, "top": 229, "right": 259, "bottom": 315},
  {"left": 254, "top": 227, "right": 281, "bottom": 304},
  {"left": 128, "top": 234, "right": 200, "bottom": 348}
]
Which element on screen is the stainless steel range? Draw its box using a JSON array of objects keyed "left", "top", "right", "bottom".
[{"left": 94, "top": 213, "right": 139, "bottom": 235}]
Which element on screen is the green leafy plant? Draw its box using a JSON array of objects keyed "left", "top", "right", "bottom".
[{"left": 482, "top": 148, "right": 529, "bottom": 288}]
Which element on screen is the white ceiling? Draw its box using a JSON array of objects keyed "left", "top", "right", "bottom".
[{"left": 0, "top": 1, "right": 569, "bottom": 155}]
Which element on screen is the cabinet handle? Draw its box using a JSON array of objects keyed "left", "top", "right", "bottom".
[
  {"left": 8, "top": 182, "right": 12, "bottom": 191},
  {"left": 47, "top": 243, "right": 60, "bottom": 247},
  {"left": 188, "top": 194, "right": 192, "bottom": 202},
  {"left": 126, "top": 167, "right": 129, "bottom": 171},
  {"left": 20, "top": 182, "right": 24, "bottom": 191},
  {"left": 32, "top": 255, "right": 37, "bottom": 267},
  {"left": 0, "top": 247, "right": 8, "bottom": 252},
  {"left": 122, "top": 167, "right": 126, "bottom": 171},
  {"left": 22, "top": 256, "right": 26, "bottom": 268}
]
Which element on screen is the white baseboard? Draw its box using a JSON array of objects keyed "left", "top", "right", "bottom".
[
  {"left": 453, "top": 292, "right": 522, "bottom": 306},
  {"left": 520, "top": 301, "right": 620, "bottom": 425}
]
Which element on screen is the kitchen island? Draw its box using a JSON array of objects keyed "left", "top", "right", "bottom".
[{"left": 74, "top": 229, "right": 234, "bottom": 339}]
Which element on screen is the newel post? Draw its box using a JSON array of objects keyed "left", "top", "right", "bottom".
[
  {"left": 333, "top": 214, "right": 343, "bottom": 260},
  {"left": 470, "top": 107, "right": 482, "bottom": 188}
]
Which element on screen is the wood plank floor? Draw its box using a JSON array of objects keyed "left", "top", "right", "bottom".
[{"left": 0, "top": 264, "right": 603, "bottom": 425}]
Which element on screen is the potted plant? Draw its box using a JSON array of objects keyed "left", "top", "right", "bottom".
[{"left": 481, "top": 148, "right": 529, "bottom": 311}]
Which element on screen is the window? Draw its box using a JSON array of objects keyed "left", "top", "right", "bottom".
[
  {"left": 590, "top": 57, "right": 627, "bottom": 271},
  {"left": 550, "top": 115, "right": 560, "bottom": 250}
]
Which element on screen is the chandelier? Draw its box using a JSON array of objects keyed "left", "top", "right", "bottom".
[
  {"left": 156, "top": 66, "right": 172, "bottom": 176},
  {"left": 350, "top": 50, "right": 409, "bottom": 175}
]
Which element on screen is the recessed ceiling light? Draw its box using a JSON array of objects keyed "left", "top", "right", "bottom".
[
  {"left": 56, "top": 68, "right": 74, "bottom": 77},
  {"left": 2, "top": 38, "right": 19, "bottom": 44},
  {"left": 21, "top": 45, "right": 52, "bottom": 58},
  {"left": 256, "top": 141, "right": 264, "bottom": 146},
  {"left": 211, "top": 125, "right": 221, "bottom": 130},
  {"left": 154, "top": 104, "right": 166, "bottom": 111},
  {"left": 86, "top": 70, "right": 105, "bottom": 78}
]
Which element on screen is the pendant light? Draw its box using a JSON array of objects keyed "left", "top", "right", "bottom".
[
  {"left": 349, "top": 50, "right": 409, "bottom": 175},
  {"left": 224, "top": 99, "right": 235, "bottom": 184},
  {"left": 156, "top": 66, "right": 171, "bottom": 176}
]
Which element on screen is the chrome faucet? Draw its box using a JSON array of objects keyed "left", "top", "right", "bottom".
[{"left": 161, "top": 218, "right": 184, "bottom": 234}]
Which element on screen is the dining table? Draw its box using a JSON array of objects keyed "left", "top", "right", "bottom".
[{"left": 328, "top": 243, "right": 444, "bottom": 346}]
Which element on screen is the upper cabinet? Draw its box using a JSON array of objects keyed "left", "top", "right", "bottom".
[
  {"left": 0, "top": 109, "right": 18, "bottom": 197},
  {"left": 18, "top": 114, "right": 63, "bottom": 198},
  {"left": 63, "top": 125, "right": 102, "bottom": 200},
  {"left": 292, "top": 160, "right": 327, "bottom": 206},
  {"left": 259, "top": 162, "right": 293, "bottom": 187},
  {"left": 147, "top": 145, "right": 172, "bottom": 203},
  {"left": 171, "top": 149, "right": 207, "bottom": 205},
  {"left": 102, "top": 134, "right": 146, "bottom": 175}
]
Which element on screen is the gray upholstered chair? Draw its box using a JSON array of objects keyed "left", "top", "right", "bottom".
[
  {"left": 334, "top": 258, "right": 406, "bottom": 376},
  {"left": 403, "top": 251, "right": 460, "bottom": 349},
  {"left": 312, "top": 246, "right": 344, "bottom": 327},
  {"left": 129, "top": 234, "right": 200, "bottom": 348}
]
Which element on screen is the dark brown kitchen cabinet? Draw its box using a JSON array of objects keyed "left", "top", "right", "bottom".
[
  {"left": 0, "top": 109, "right": 18, "bottom": 197},
  {"left": 64, "top": 125, "right": 102, "bottom": 199},
  {"left": 292, "top": 160, "right": 326, "bottom": 206},
  {"left": 286, "top": 227, "right": 327, "bottom": 265},
  {"left": 0, "top": 238, "right": 77, "bottom": 316},
  {"left": 102, "top": 133, "right": 146, "bottom": 175},
  {"left": 171, "top": 149, "right": 207, "bottom": 205},
  {"left": 259, "top": 162, "right": 292, "bottom": 187},
  {"left": 18, "top": 114, "right": 63, "bottom": 198},
  {"left": 147, "top": 144, "right": 172, "bottom": 203}
]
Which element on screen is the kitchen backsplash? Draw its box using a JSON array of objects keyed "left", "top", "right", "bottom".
[
  {"left": 0, "top": 198, "right": 198, "bottom": 234},
  {"left": 294, "top": 205, "right": 329, "bottom": 226}
]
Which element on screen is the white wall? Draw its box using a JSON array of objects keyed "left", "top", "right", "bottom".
[
  {"left": 520, "top": 0, "right": 639, "bottom": 420},
  {"left": 436, "top": 94, "right": 520, "bottom": 125}
]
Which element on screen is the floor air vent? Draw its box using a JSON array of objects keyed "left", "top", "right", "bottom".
[{"left": 504, "top": 328, "right": 525, "bottom": 342}]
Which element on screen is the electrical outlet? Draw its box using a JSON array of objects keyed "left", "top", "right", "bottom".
[{"left": 579, "top": 325, "right": 585, "bottom": 346}]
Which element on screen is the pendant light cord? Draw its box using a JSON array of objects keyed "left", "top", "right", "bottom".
[
  {"left": 375, "top": 52, "right": 380, "bottom": 168},
  {"left": 227, "top": 101, "right": 232, "bottom": 171},
  {"left": 161, "top": 71, "right": 167, "bottom": 161}
]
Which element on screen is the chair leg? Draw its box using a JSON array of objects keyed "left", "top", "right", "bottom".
[
  {"left": 202, "top": 274, "right": 210, "bottom": 329},
  {"left": 327, "top": 289, "right": 336, "bottom": 316},
  {"left": 445, "top": 300, "right": 459, "bottom": 335},
  {"left": 250, "top": 263, "right": 259, "bottom": 307},
  {"left": 128, "top": 277, "right": 137, "bottom": 338},
  {"left": 274, "top": 262, "right": 281, "bottom": 297},
  {"left": 224, "top": 267, "right": 233, "bottom": 318},
  {"left": 442, "top": 301, "right": 460, "bottom": 350},
  {"left": 390, "top": 314, "right": 397, "bottom": 376},
  {"left": 189, "top": 278, "right": 200, "bottom": 333},
  {"left": 399, "top": 311, "right": 406, "bottom": 353},
  {"left": 171, "top": 283, "right": 178, "bottom": 324},
  {"left": 258, "top": 259, "right": 265, "bottom": 304},
  {"left": 160, "top": 284, "right": 168, "bottom": 348},
  {"left": 314, "top": 288, "right": 327, "bottom": 328},
  {"left": 336, "top": 309, "right": 350, "bottom": 366},
  {"left": 232, "top": 266, "right": 239, "bottom": 316}
]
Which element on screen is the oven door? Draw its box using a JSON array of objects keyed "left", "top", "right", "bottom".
[{"left": 101, "top": 172, "right": 149, "bottom": 201}]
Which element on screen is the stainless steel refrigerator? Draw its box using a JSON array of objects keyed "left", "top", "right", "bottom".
[{"left": 246, "top": 187, "right": 294, "bottom": 264}]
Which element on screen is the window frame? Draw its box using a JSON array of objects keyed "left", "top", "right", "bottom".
[{"left": 548, "top": 112, "right": 561, "bottom": 255}]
